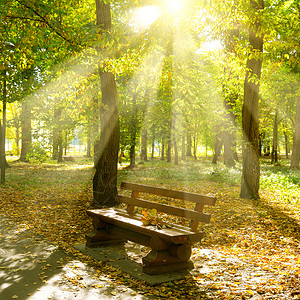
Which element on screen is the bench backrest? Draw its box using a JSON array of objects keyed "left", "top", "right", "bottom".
[{"left": 118, "top": 181, "right": 217, "bottom": 232}]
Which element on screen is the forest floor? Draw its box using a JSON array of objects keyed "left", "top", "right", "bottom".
[{"left": 0, "top": 157, "right": 300, "bottom": 299}]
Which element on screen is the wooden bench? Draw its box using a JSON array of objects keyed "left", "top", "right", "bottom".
[{"left": 86, "top": 182, "right": 217, "bottom": 275}]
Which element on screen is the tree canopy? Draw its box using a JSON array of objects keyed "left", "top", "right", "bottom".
[{"left": 0, "top": 0, "right": 299, "bottom": 198}]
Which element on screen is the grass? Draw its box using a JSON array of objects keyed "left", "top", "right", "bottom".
[{"left": 4, "top": 155, "right": 299, "bottom": 200}]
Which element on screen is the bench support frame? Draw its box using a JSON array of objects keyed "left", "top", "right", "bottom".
[{"left": 86, "top": 222, "right": 194, "bottom": 274}]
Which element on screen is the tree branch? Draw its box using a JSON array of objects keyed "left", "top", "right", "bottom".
[
  {"left": 5, "top": 15, "right": 44, "bottom": 22},
  {"left": 14, "top": 0, "right": 79, "bottom": 46}
]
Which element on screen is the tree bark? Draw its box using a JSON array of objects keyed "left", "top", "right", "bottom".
[
  {"left": 161, "top": 140, "right": 165, "bottom": 160},
  {"left": 1, "top": 68, "right": 7, "bottom": 183},
  {"left": 151, "top": 131, "right": 155, "bottom": 159},
  {"left": 223, "top": 96, "right": 238, "bottom": 167},
  {"left": 87, "top": 135, "right": 92, "bottom": 157},
  {"left": 283, "top": 126, "right": 289, "bottom": 159},
  {"left": 240, "top": 0, "right": 264, "bottom": 199},
  {"left": 181, "top": 134, "right": 185, "bottom": 161},
  {"left": 20, "top": 99, "right": 31, "bottom": 162},
  {"left": 271, "top": 109, "right": 278, "bottom": 164},
  {"left": 166, "top": 128, "right": 172, "bottom": 162},
  {"left": 93, "top": 0, "right": 119, "bottom": 207},
  {"left": 93, "top": 71, "right": 120, "bottom": 206},
  {"left": 129, "top": 94, "right": 138, "bottom": 168},
  {"left": 141, "top": 127, "right": 148, "bottom": 162},
  {"left": 290, "top": 96, "right": 300, "bottom": 169},
  {"left": 186, "top": 130, "right": 192, "bottom": 157},
  {"left": 193, "top": 132, "right": 197, "bottom": 160},
  {"left": 212, "top": 132, "right": 223, "bottom": 164}
]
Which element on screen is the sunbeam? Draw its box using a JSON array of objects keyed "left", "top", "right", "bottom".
[{"left": 132, "top": 6, "right": 161, "bottom": 31}]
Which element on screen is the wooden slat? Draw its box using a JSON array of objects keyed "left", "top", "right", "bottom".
[
  {"left": 87, "top": 208, "right": 204, "bottom": 243},
  {"left": 117, "top": 195, "right": 211, "bottom": 223},
  {"left": 120, "top": 182, "right": 216, "bottom": 206}
]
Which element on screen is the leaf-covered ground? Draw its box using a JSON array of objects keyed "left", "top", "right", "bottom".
[{"left": 0, "top": 158, "right": 300, "bottom": 299}]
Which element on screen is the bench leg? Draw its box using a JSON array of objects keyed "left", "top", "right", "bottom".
[
  {"left": 86, "top": 229, "right": 127, "bottom": 247},
  {"left": 142, "top": 244, "right": 194, "bottom": 275},
  {"left": 86, "top": 217, "right": 127, "bottom": 247}
]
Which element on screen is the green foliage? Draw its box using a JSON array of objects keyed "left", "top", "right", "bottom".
[{"left": 26, "top": 143, "right": 48, "bottom": 163}]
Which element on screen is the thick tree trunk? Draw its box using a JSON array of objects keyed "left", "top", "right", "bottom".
[
  {"left": 93, "top": 0, "right": 119, "bottom": 207},
  {"left": 290, "top": 96, "right": 300, "bottom": 169},
  {"left": 20, "top": 99, "right": 31, "bottom": 162},
  {"left": 240, "top": 0, "right": 264, "bottom": 199},
  {"left": 93, "top": 71, "right": 119, "bottom": 207}
]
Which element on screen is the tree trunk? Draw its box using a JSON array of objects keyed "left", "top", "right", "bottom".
[
  {"left": 271, "top": 109, "right": 278, "bottom": 164},
  {"left": 87, "top": 136, "right": 92, "bottom": 157},
  {"left": 52, "top": 108, "right": 62, "bottom": 161},
  {"left": 181, "top": 134, "right": 185, "bottom": 161},
  {"left": 290, "top": 96, "right": 300, "bottom": 169},
  {"left": 57, "top": 133, "right": 63, "bottom": 162},
  {"left": 193, "top": 133, "right": 197, "bottom": 160},
  {"left": 240, "top": 0, "right": 264, "bottom": 199},
  {"left": 151, "top": 133, "right": 155, "bottom": 159},
  {"left": 129, "top": 94, "right": 138, "bottom": 168},
  {"left": 167, "top": 130, "right": 172, "bottom": 163},
  {"left": 141, "top": 92, "right": 149, "bottom": 162},
  {"left": 258, "top": 133, "right": 263, "bottom": 157},
  {"left": 223, "top": 131, "right": 236, "bottom": 167},
  {"left": 93, "top": 0, "right": 119, "bottom": 207},
  {"left": 93, "top": 71, "right": 119, "bottom": 207},
  {"left": 212, "top": 132, "right": 223, "bottom": 164},
  {"left": 223, "top": 95, "right": 238, "bottom": 167},
  {"left": 15, "top": 126, "right": 20, "bottom": 156},
  {"left": 119, "top": 146, "right": 125, "bottom": 164},
  {"left": 1, "top": 68, "right": 7, "bottom": 183},
  {"left": 161, "top": 140, "right": 165, "bottom": 160},
  {"left": 186, "top": 130, "right": 192, "bottom": 157},
  {"left": 141, "top": 127, "right": 148, "bottom": 162},
  {"left": 20, "top": 99, "right": 31, "bottom": 162},
  {"left": 282, "top": 124, "right": 289, "bottom": 159}
]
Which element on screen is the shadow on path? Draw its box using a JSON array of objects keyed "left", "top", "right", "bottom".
[
  {"left": 253, "top": 198, "right": 300, "bottom": 246},
  {"left": 0, "top": 217, "right": 150, "bottom": 300}
]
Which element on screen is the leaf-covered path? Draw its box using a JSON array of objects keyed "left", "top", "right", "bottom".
[{"left": 0, "top": 160, "right": 300, "bottom": 299}]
